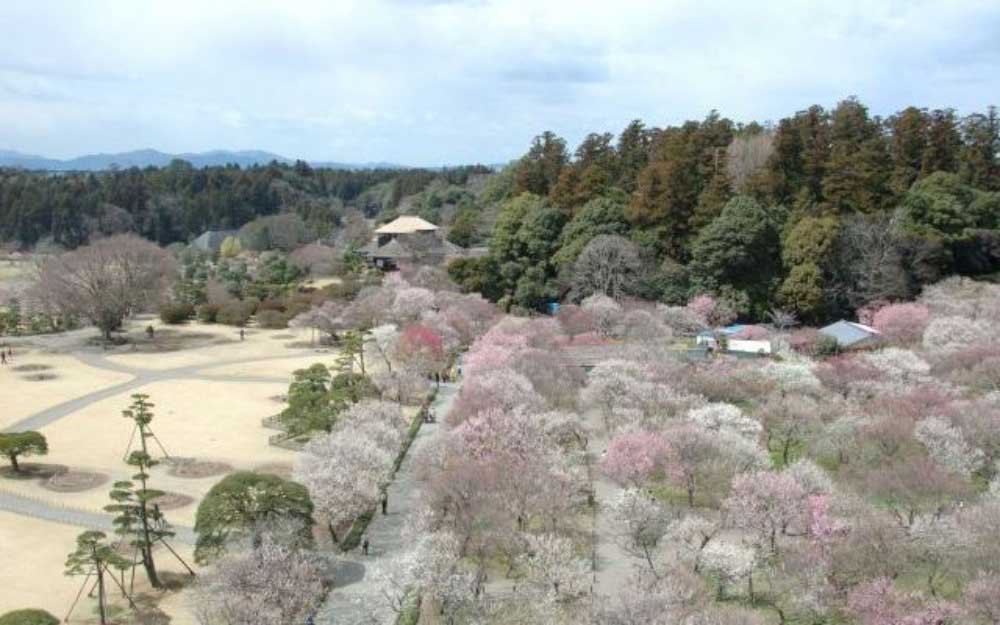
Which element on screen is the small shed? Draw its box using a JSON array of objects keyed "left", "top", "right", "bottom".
[
  {"left": 819, "top": 320, "right": 882, "bottom": 348},
  {"left": 728, "top": 339, "right": 772, "bottom": 356},
  {"left": 192, "top": 229, "right": 237, "bottom": 253}
]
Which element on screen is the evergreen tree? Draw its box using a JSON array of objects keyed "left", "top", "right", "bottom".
[
  {"left": 821, "top": 98, "right": 891, "bottom": 214},
  {"left": 279, "top": 364, "right": 338, "bottom": 436},
  {"left": 887, "top": 106, "right": 930, "bottom": 196},
  {"left": 64, "top": 531, "right": 132, "bottom": 625},
  {"left": 112, "top": 394, "right": 175, "bottom": 588},
  {"left": 513, "top": 131, "right": 568, "bottom": 196},
  {"left": 688, "top": 196, "right": 782, "bottom": 317},
  {"left": 193, "top": 472, "right": 314, "bottom": 563},
  {"left": 922, "top": 108, "right": 962, "bottom": 176},
  {"left": 961, "top": 106, "right": 1000, "bottom": 191},
  {"left": 615, "top": 119, "right": 653, "bottom": 193}
]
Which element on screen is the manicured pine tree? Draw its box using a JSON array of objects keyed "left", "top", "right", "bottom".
[
  {"left": 64, "top": 531, "right": 133, "bottom": 625},
  {"left": 109, "top": 394, "right": 175, "bottom": 589}
]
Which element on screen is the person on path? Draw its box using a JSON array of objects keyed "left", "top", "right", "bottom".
[
  {"left": 362, "top": 537, "right": 370, "bottom": 556},
  {"left": 239, "top": 328, "right": 245, "bottom": 341},
  {"left": 1, "top": 351, "right": 6, "bottom": 366},
  {"left": 381, "top": 491, "right": 388, "bottom": 515}
]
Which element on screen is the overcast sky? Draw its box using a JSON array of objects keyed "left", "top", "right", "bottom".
[{"left": 1, "top": 0, "right": 998, "bottom": 166}]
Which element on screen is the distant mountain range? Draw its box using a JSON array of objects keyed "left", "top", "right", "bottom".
[{"left": 0, "top": 148, "right": 406, "bottom": 171}]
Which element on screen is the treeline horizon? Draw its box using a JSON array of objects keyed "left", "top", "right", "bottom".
[
  {"left": 2, "top": 97, "right": 999, "bottom": 324},
  {"left": 447, "top": 97, "right": 999, "bottom": 322},
  {"left": 0, "top": 160, "right": 491, "bottom": 248}
]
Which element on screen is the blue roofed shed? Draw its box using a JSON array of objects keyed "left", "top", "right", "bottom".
[{"left": 819, "top": 320, "right": 882, "bottom": 348}]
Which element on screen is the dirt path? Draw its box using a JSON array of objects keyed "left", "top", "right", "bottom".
[
  {"left": 582, "top": 408, "right": 636, "bottom": 597},
  {"left": 318, "top": 382, "right": 460, "bottom": 625}
]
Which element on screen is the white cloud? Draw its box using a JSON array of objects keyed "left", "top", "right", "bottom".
[{"left": 0, "top": 0, "right": 997, "bottom": 165}]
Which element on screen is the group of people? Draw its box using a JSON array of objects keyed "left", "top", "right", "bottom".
[{"left": 0, "top": 344, "right": 13, "bottom": 366}]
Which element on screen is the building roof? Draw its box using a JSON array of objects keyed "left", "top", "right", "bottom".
[
  {"left": 192, "top": 229, "right": 238, "bottom": 252},
  {"left": 728, "top": 339, "right": 772, "bottom": 355},
  {"left": 374, "top": 215, "right": 439, "bottom": 235},
  {"left": 819, "top": 320, "right": 882, "bottom": 347},
  {"left": 372, "top": 238, "right": 414, "bottom": 260}
]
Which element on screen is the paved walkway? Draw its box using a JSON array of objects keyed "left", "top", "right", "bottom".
[
  {"left": 318, "top": 382, "right": 460, "bottom": 625},
  {"left": 0, "top": 487, "right": 197, "bottom": 543},
  {"left": 0, "top": 346, "right": 318, "bottom": 538},
  {"left": 583, "top": 408, "right": 636, "bottom": 597},
  {"left": 5, "top": 350, "right": 313, "bottom": 433}
]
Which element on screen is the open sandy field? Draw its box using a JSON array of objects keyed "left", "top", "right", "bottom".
[
  {"left": 0, "top": 350, "right": 133, "bottom": 428},
  {"left": 0, "top": 317, "right": 338, "bottom": 621},
  {"left": 3, "top": 377, "right": 297, "bottom": 527},
  {"left": 0, "top": 510, "right": 201, "bottom": 623}
]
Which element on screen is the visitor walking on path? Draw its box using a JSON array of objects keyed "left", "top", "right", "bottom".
[
  {"left": 380, "top": 492, "right": 388, "bottom": 515},
  {"left": 362, "top": 537, "right": 370, "bottom": 556},
  {"left": 1, "top": 351, "right": 6, "bottom": 366}
]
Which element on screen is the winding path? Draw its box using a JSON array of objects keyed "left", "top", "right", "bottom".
[
  {"left": 0, "top": 487, "right": 197, "bottom": 544},
  {"left": 5, "top": 350, "right": 313, "bottom": 433},
  {"left": 318, "top": 382, "right": 460, "bottom": 625},
  {"left": 1, "top": 344, "right": 321, "bottom": 538}
]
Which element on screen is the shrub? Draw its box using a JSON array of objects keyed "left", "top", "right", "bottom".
[
  {"left": 257, "top": 298, "right": 287, "bottom": 313},
  {"left": 216, "top": 301, "right": 255, "bottom": 326},
  {"left": 256, "top": 309, "right": 289, "bottom": 329},
  {"left": 788, "top": 328, "right": 820, "bottom": 355},
  {"left": 0, "top": 609, "right": 60, "bottom": 625},
  {"left": 815, "top": 334, "right": 840, "bottom": 357},
  {"left": 284, "top": 299, "right": 313, "bottom": 319},
  {"left": 159, "top": 302, "right": 195, "bottom": 324},
  {"left": 197, "top": 303, "right": 221, "bottom": 323},
  {"left": 322, "top": 275, "right": 363, "bottom": 300}
]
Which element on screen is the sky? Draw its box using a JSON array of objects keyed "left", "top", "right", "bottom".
[{"left": 1, "top": 0, "right": 998, "bottom": 167}]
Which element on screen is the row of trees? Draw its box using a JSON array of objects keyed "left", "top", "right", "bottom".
[{"left": 449, "top": 99, "right": 1000, "bottom": 322}]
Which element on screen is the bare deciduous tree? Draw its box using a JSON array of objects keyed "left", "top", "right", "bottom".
[
  {"left": 572, "top": 235, "right": 641, "bottom": 300},
  {"left": 32, "top": 234, "right": 175, "bottom": 340},
  {"left": 726, "top": 132, "right": 774, "bottom": 192}
]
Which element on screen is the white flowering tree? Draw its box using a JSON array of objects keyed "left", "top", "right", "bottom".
[
  {"left": 294, "top": 432, "right": 393, "bottom": 545},
  {"left": 517, "top": 533, "right": 590, "bottom": 601},
  {"left": 367, "top": 531, "right": 467, "bottom": 620},
  {"left": 687, "top": 403, "right": 762, "bottom": 441},
  {"left": 192, "top": 530, "right": 327, "bottom": 625},
  {"left": 922, "top": 315, "right": 987, "bottom": 352},
  {"left": 864, "top": 348, "right": 932, "bottom": 383},
  {"left": 914, "top": 416, "right": 985, "bottom": 479},
  {"left": 608, "top": 488, "right": 671, "bottom": 576},
  {"left": 392, "top": 287, "right": 436, "bottom": 322},
  {"left": 724, "top": 470, "right": 806, "bottom": 554},
  {"left": 581, "top": 293, "right": 623, "bottom": 337},
  {"left": 700, "top": 538, "right": 757, "bottom": 600},
  {"left": 663, "top": 514, "right": 721, "bottom": 574}
]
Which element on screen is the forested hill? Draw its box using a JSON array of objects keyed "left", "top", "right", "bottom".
[
  {"left": 449, "top": 98, "right": 1000, "bottom": 323},
  {"left": 0, "top": 160, "right": 490, "bottom": 248}
]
